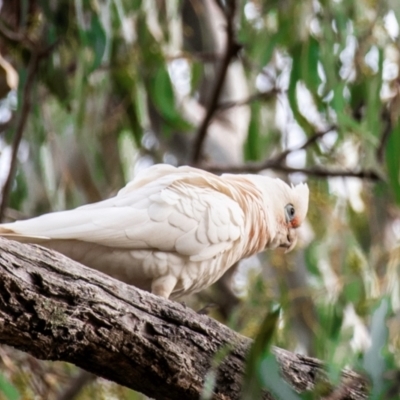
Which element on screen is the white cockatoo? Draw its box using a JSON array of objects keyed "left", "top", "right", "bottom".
[{"left": 0, "top": 164, "right": 309, "bottom": 299}]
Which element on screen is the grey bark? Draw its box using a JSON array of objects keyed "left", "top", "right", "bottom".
[{"left": 0, "top": 238, "right": 368, "bottom": 399}]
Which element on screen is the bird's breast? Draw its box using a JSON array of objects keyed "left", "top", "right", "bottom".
[{"left": 37, "top": 239, "right": 240, "bottom": 298}]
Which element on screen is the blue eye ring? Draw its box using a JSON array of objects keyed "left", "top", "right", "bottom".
[{"left": 285, "top": 204, "right": 295, "bottom": 222}]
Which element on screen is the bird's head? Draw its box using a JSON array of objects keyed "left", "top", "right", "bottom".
[{"left": 244, "top": 175, "right": 309, "bottom": 252}]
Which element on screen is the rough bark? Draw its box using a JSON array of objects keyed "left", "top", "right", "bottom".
[{"left": 0, "top": 238, "right": 368, "bottom": 399}]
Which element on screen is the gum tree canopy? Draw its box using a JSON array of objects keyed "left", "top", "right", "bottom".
[{"left": 0, "top": 1, "right": 398, "bottom": 399}]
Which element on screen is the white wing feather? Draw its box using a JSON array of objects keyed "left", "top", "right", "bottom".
[{"left": 3, "top": 173, "right": 245, "bottom": 262}]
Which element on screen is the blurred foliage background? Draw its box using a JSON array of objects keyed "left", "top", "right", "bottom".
[{"left": 0, "top": 0, "right": 399, "bottom": 399}]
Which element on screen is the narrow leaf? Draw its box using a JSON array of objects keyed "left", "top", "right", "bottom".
[
  {"left": 362, "top": 298, "right": 390, "bottom": 399},
  {"left": 0, "top": 373, "right": 19, "bottom": 400},
  {"left": 241, "top": 306, "right": 280, "bottom": 400}
]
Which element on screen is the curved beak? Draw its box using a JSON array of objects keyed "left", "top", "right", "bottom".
[{"left": 280, "top": 229, "right": 297, "bottom": 253}]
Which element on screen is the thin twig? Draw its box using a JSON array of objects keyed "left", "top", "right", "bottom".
[
  {"left": 0, "top": 53, "right": 40, "bottom": 221},
  {"left": 165, "top": 51, "right": 224, "bottom": 62},
  {"left": 198, "top": 125, "right": 381, "bottom": 181},
  {"left": 191, "top": 0, "right": 239, "bottom": 164},
  {"left": 268, "top": 125, "right": 336, "bottom": 165},
  {"left": 0, "top": 19, "right": 35, "bottom": 50},
  {"left": 269, "top": 165, "right": 380, "bottom": 180},
  {"left": 216, "top": 90, "right": 279, "bottom": 111},
  {"left": 0, "top": 33, "right": 59, "bottom": 222},
  {"left": 203, "top": 161, "right": 381, "bottom": 180}
]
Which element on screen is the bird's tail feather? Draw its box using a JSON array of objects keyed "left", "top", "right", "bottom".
[{"left": 0, "top": 226, "right": 50, "bottom": 243}]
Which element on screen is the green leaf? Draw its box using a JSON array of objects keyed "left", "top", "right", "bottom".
[
  {"left": 260, "top": 355, "right": 302, "bottom": 400},
  {"left": 347, "top": 206, "right": 371, "bottom": 253},
  {"left": 190, "top": 62, "right": 202, "bottom": 95},
  {"left": 112, "top": 65, "right": 142, "bottom": 147},
  {"left": 302, "top": 37, "right": 321, "bottom": 94},
  {"left": 245, "top": 101, "right": 261, "bottom": 161},
  {"left": 362, "top": 298, "right": 390, "bottom": 399},
  {"left": 122, "top": 0, "right": 142, "bottom": 12},
  {"left": 304, "top": 243, "right": 320, "bottom": 276},
  {"left": 9, "top": 169, "right": 28, "bottom": 212},
  {"left": 342, "top": 246, "right": 368, "bottom": 315},
  {"left": 86, "top": 14, "right": 107, "bottom": 71},
  {"left": 318, "top": 302, "right": 344, "bottom": 342},
  {"left": 149, "top": 66, "right": 192, "bottom": 133},
  {"left": 288, "top": 45, "right": 314, "bottom": 135},
  {"left": 241, "top": 305, "right": 280, "bottom": 400},
  {"left": 151, "top": 67, "right": 175, "bottom": 117},
  {"left": 0, "top": 373, "right": 19, "bottom": 400},
  {"left": 74, "top": 2, "right": 107, "bottom": 73},
  {"left": 258, "top": 32, "right": 279, "bottom": 67},
  {"left": 136, "top": 13, "right": 164, "bottom": 66},
  {"left": 331, "top": 82, "right": 361, "bottom": 135},
  {"left": 386, "top": 120, "right": 400, "bottom": 205}
]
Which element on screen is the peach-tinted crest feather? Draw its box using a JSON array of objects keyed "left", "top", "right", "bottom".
[{"left": 290, "top": 182, "right": 309, "bottom": 225}]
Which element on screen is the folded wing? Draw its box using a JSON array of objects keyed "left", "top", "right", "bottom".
[{"left": 0, "top": 173, "right": 245, "bottom": 262}]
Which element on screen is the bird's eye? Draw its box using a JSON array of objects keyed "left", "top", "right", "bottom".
[{"left": 284, "top": 204, "right": 295, "bottom": 222}]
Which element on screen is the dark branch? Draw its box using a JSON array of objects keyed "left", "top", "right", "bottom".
[
  {"left": 0, "top": 18, "right": 35, "bottom": 49},
  {"left": 199, "top": 125, "right": 381, "bottom": 180},
  {"left": 266, "top": 126, "right": 337, "bottom": 165},
  {"left": 270, "top": 165, "right": 381, "bottom": 180},
  {"left": 0, "top": 38, "right": 59, "bottom": 222},
  {"left": 0, "top": 52, "right": 39, "bottom": 222},
  {"left": 191, "top": 0, "right": 239, "bottom": 164},
  {"left": 0, "top": 238, "right": 369, "bottom": 399},
  {"left": 203, "top": 161, "right": 381, "bottom": 180},
  {"left": 166, "top": 51, "right": 224, "bottom": 63},
  {"left": 199, "top": 124, "right": 383, "bottom": 180},
  {"left": 216, "top": 90, "right": 279, "bottom": 111}
]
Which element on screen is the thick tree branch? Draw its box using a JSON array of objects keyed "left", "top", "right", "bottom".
[
  {"left": 0, "top": 238, "right": 368, "bottom": 399},
  {"left": 191, "top": 0, "right": 240, "bottom": 164}
]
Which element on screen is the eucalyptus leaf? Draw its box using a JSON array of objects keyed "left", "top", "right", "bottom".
[
  {"left": 362, "top": 298, "right": 390, "bottom": 399},
  {"left": 260, "top": 355, "right": 302, "bottom": 400},
  {"left": 241, "top": 306, "right": 280, "bottom": 400},
  {"left": 149, "top": 66, "right": 193, "bottom": 133},
  {"left": 0, "top": 373, "right": 19, "bottom": 400},
  {"left": 386, "top": 121, "right": 400, "bottom": 205},
  {"left": 86, "top": 14, "right": 107, "bottom": 72},
  {"left": 245, "top": 101, "right": 261, "bottom": 161}
]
